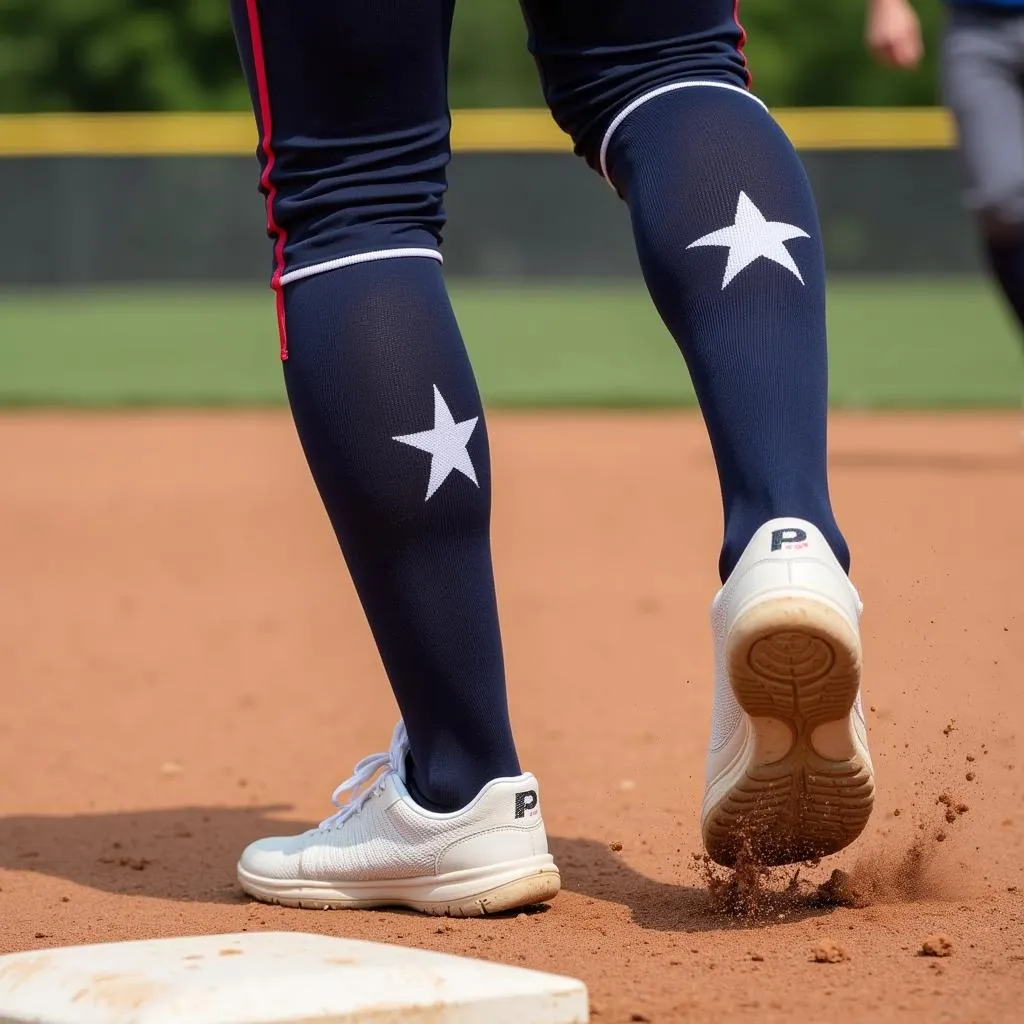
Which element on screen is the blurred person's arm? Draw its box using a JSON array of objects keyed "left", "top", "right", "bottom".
[{"left": 866, "top": 0, "right": 924, "bottom": 69}]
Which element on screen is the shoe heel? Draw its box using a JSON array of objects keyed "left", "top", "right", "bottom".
[{"left": 429, "top": 870, "right": 562, "bottom": 918}]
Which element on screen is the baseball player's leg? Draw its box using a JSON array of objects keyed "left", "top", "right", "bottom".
[
  {"left": 229, "top": 0, "right": 557, "bottom": 914},
  {"left": 942, "top": 8, "right": 1024, "bottom": 350},
  {"left": 522, "top": 0, "right": 872, "bottom": 865},
  {"left": 521, "top": 0, "right": 846, "bottom": 582}
]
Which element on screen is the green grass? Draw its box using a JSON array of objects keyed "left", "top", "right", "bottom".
[{"left": 0, "top": 280, "right": 1021, "bottom": 408}]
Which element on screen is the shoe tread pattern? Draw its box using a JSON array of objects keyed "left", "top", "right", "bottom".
[{"left": 705, "top": 597, "right": 874, "bottom": 867}]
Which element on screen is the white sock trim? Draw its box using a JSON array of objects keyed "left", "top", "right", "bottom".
[
  {"left": 598, "top": 80, "right": 769, "bottom": 186},
  {"left": 279, "top": 247, "right": 443, "bottom": 286}
]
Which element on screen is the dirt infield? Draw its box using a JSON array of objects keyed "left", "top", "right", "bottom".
[{"left": 1, "top": 411, "right": 1022, "bottom": 1023}]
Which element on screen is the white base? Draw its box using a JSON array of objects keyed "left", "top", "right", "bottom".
[{"left": 0, "top": 931, "right": 588, "bottom": 1024}]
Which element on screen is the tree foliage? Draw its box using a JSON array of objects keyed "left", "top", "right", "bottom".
[{"left": 0, "top": 0, "right": 945, "bottom": 113}]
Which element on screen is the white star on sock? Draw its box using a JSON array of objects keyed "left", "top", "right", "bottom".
[
  {"left": 393, "top": 385, "right": 480, "bottom": 501},
  {"left": 687, "top": 191, "right": 810, "bottom": 289}
]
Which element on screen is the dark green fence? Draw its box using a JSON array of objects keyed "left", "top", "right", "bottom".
[{"left": 0, "top": 148, "right": 979, "bottom": 285}]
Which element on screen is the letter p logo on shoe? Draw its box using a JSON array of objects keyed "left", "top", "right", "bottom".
[
  {"left": 515, "top": 790, "right": 538, "bottom": 819},
  {"left": 771, "top": 527, "right": 808, "bottom": 552}
]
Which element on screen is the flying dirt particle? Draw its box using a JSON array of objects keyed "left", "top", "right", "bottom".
[
  {"left": 630, "top": 1013, "right": 651, "bottom": 1023},
  {"left": 920, "top": 934, "right": 953, "bottom": 957},
  {"left": 943, "top": 721, "right": 956, "bottom": 737},
  {"left": 966, "top": 755, "right": 975, "bottom": 763},
  {"left": 34, "top": 932, "right": 49, "bottom": 939},
  {"left": 812, "top": 869, "right": 869, "bottom": 909},
  {"left": 700, "top": 846, "right": 772, "bottom": 918},
  {"left": 1008, "top": 886, "right": 1017, "bottom": 893},
  {"left": 894, "top": 809, "right": 902, "bottom": 817},
  {"left": 966, "top": 772, "right": 976, "bottom": 782},
  {"left": 750, "top": 953, "right": 765, "bottom": 962},
  {"left": 937, "top": 793, "right": 969, "bottom": 821},
  {"left": 811, "top": 940, "right": 848, "bottom": 963},
  {"left": 936, "top": 832, "right": 946, "bottom": 843},
  {"left": 870, "top": 706, "right": 876, "bottom": 712},
  {"left": 844, "top": 824, "right": 960, "bottom": 904},
  {"left": 609, "top": 842, "right": 623, "bottom": 852}
]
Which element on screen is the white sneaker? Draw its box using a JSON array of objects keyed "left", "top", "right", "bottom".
[
  {"left": 701, "top": 518, "right": 874, "bottom": 867},
  {"left": 237, "top": 723, "right": 560, "bottom": 916}
]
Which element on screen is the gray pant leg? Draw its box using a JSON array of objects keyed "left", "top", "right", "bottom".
[{"left": 942, "top": 8, "right": 1024, "bottom": 232}]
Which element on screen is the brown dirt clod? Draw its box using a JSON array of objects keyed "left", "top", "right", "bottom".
[
  {"left": 920, "top": 935, "right": 954, "bottom": 958},
  {"left": 812, "top": 940, "right": 849, "bottom": 964},
  {"left": 813, "top": 869, "right": 869, "bottom": 909}
]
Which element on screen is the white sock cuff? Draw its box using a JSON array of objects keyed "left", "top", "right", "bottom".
[{"left": 279, "top": 247, "right": 443, "bottom": 287}]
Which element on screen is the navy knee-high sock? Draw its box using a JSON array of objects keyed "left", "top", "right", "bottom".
[
  {"left": 282, "top": 258, "right": 520, "bottom": 811},
  {"left": 985, "top": 232, "right": 1024, "bottom": 348},
  {"left": 605, "top": 85, "right": 849, "bottom": 582}
]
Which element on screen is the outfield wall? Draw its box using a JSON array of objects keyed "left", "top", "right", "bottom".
[{"left": 0, "top": 110, "right": 980, "bottom": 285}]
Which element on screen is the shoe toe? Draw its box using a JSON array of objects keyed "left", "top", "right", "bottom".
[{"left": 237, "top": 833, "right": 307, "bottom": 880}]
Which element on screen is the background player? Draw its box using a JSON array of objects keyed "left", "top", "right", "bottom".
[
  {"left": 868, "top": 0, "right": 1024, "bottom": 356},
  {"left": 230, "top": 0, "right": 874, "bottom": 915}
]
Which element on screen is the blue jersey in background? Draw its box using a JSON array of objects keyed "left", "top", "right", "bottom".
[{"left": 947, "top": 1, "right": 1024, "bottom": 10}]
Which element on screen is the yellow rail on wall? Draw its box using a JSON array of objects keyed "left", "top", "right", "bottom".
[{"left": 0, "top": 107, "right": 955, "bottom": 158}]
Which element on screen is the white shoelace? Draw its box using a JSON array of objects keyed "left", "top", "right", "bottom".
[{"left": 317, "top": 721, "right": 408, "bottom": 830}]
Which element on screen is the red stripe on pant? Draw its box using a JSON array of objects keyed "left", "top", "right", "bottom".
[
  {"left": 733, "top": 0, "right": 751, "bottom": 86},
  {"left": 244, "top": 0, "right": 290, "bottom": 360}
]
